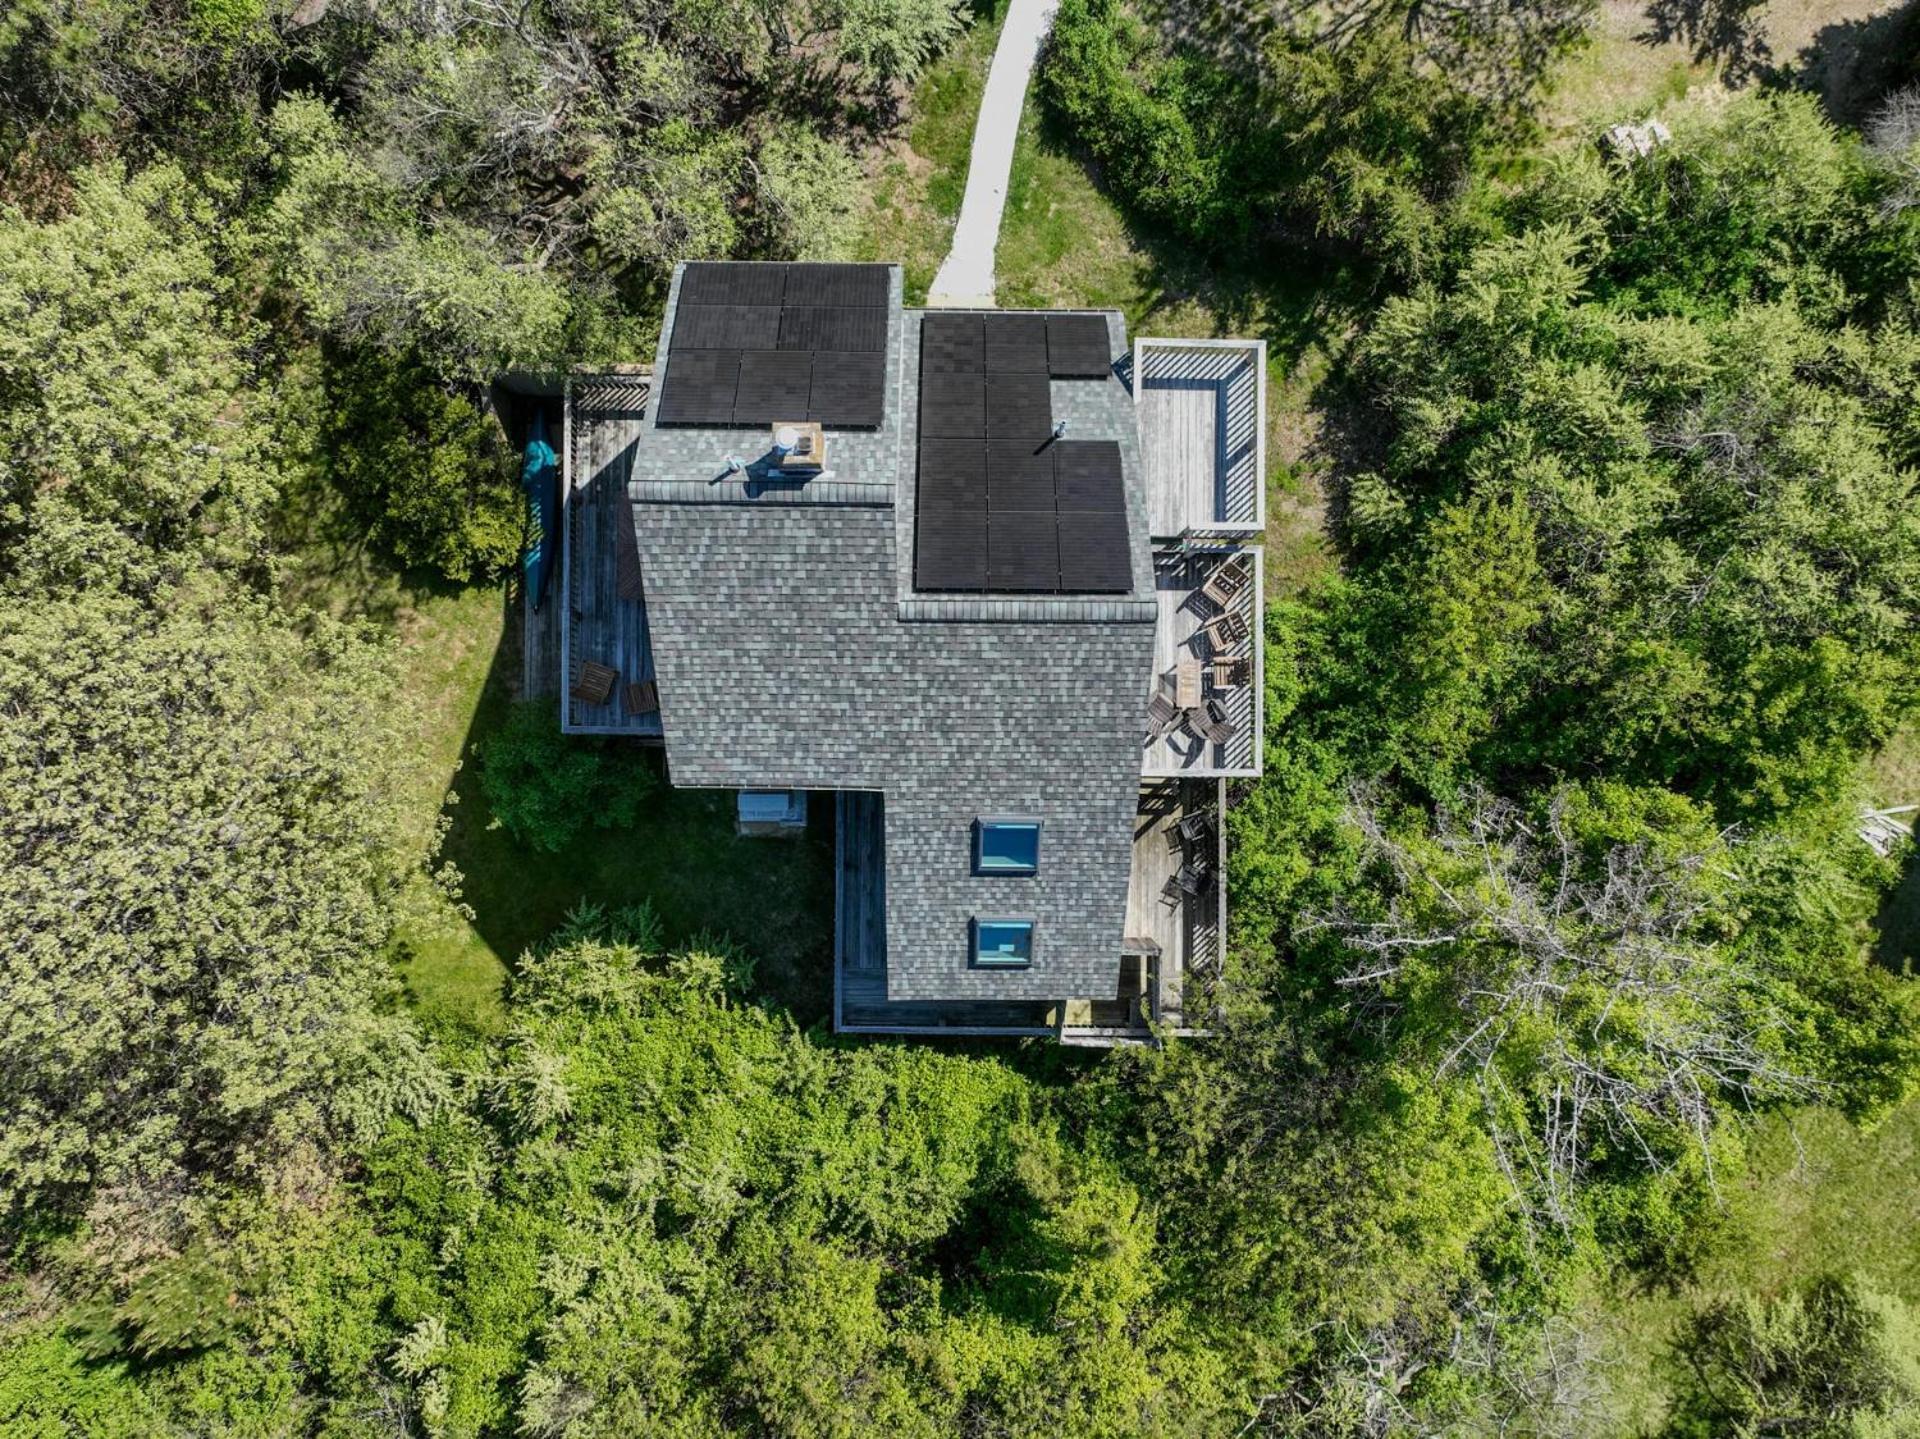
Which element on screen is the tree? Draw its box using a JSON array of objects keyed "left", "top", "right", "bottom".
[
  {"left": 0, "top": 164, "right": 272, "bottom": 593},
  {"left": 0, "top": 583, "right": 438, "bottom": 1236},
  {"left": 1313, "top": 784, "right": 1818, "bottom": 1222},
  {"left": 1660, "top": 1275, "right": 1920, "bottom": 1438}
]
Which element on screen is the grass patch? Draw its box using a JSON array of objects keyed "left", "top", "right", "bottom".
[
  {"left": 275, "top": 462, "right": 834, "bottom": 1038},
  {"left": 855, "top": 0, "right": 1009, "bottom": 302},
  {"left": 1581, "top": 1098, "right": 1920, "bottom": 1430}
]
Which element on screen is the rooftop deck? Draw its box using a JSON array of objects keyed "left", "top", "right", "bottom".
[
  {"left": 1142, "top": 548, "right": 1264, "bottom": 779},
  {"left": 560, "top": 373, "right": 661, "bottom": 737},
  {"left": 1136, "top": 338, "right": 1265, "bottom": 540}
]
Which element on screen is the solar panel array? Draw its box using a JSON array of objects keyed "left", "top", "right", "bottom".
[
  {"left": 914, "top": 311, "right": 1129, "bottom": 594},
  {"left": 657, "top": 263, "right": 891, "bottom": 428}
]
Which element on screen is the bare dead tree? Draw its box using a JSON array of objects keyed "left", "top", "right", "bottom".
[
  {"left": 1308, "top": 786, "right": 1817, "bottom": 1225},
  {"left": 1867, "top": 85, "right": 1920, "bottom": 220}
]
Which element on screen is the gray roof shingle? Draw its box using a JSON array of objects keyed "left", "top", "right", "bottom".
[{"left": 624, "top": 264, "right": 1155, "bottom": 1003}]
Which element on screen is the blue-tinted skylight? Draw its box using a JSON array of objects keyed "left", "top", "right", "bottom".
[
  {"left": 973, "top": 919, "right": 1034, "bottom": 967},
  {"left": 975, "top": 819, "right": 1040, "bottom": 875}
]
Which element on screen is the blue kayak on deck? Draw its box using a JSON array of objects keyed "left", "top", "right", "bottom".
[{"left": 521, "top": 411, "right": 558, "bottom": 611}]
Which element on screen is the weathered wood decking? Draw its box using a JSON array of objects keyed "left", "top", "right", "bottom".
[
  {"left": 1135, "top": 339, "right": 1265, "bottom": 539},
  {"left": 1142, "top": 550, "right": 1263, "bottom": 778},
  {"left": 560, "top": 374, "right": 661, "bottom": 736}
]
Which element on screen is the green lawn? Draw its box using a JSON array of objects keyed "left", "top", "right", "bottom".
[{"left": 276, "top": 472, "right": 834, "bottom": 1039}]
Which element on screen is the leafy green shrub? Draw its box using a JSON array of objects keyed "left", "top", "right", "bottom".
[
  {"left": 324, "top": 348, "right": 520, "bottom": 582},
  {"left": 477, "top": 702, "right": 657, "bottom": 853}
]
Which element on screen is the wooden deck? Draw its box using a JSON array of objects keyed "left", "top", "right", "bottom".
[
  {"left": 560, "top": 374, "right": 662, "bottom": 736},
  {"left": 1118, "top": 779, "right": 1223, "bottom": 1026},
  {"left": 1135, "top": 340, "right": 1264, "bottom": 539},
  {"left": 1142, "top": 550, "right": 1262, "bottom": 778}
]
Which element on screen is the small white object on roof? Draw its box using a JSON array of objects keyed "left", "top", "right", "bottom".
[{"left": 775, "top": 425, "right": 801, "bottom": 452}]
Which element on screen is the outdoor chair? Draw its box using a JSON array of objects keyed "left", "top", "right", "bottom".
[
  {"left": 1199, "top": 609, "right": 1251, "bottom": 653},
  {"left": 624, "top": 679, "right": 659, "bottom": 716},
  {"left": 1210, "top": 655, "right": 1251, "bottom": 690},
  {"left": 1177, "top": 811, "right": 1213, "bottom": 845},
  {"left": 1200, "top": 558, "right": 1251, "bottom": 612},
  {"left": 1145, "top": 690, "right": 1179, "bottom": 740},
  {"left": 571, "top": 660, "right": 618, "bottom": 706}
]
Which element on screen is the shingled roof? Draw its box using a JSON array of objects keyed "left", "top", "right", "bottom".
[{"left": 627, "top": 263, "right": 1155, "bottom": 1004}]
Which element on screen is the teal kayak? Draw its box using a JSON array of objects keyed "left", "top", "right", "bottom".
[{"left": 521, "top": 411, "right": 558, "bottom": 610}]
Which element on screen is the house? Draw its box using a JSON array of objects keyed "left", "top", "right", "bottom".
[{"left": 516, "top": 261, "right": 1265, "bottom": 1044}]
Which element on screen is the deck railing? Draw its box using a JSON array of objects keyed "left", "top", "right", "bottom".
[{"left": 1134, "top": 338, "right": 1265, "bottom": 538}]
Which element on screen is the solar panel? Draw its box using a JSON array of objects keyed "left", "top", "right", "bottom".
[
  {"left": 988, "top": 444, "right": 1055, "bottom": 512},
  {"left": 786, "top": 263, "right": 890, "bottom": 308},
  {"left": 915, "top": 474, "right": 988, "bottom": 590},
  {"left": 1057, "top": 506, "right": 1132, "bottom": 592},
  {"left": 984, "top": 372, "right": 1052, "bottom": 445},
  {"left": 679, "top": 262, "right": 787, "bottom": 308},
  {"left": 988, "top": 512, "right": 1061, "bottom": 591},
  {"left": 779, "top": 306, "right": 886, "bottom": 354},
  {"left": 917, "top": 440, "right": 988, "bottom": 509},
  {"left": 983, "top": 313, "right": 1049, "bottom": 373},
  {"left": 921, "top": 314, "right": 984, "bottom": 373},
  {"left": 1046, "top": 314, "right": 1112, "bottom": 378},
  {"left": 808, "top": 351, "right": 887, "bottom": 428},
  {"left": 663, "top": 263, "right": 895, "bottom": 433},
  {"left": 1054, "top": 441, "right": 1125, "bottom": 510},
  {"left": 672, "top": 304, "right": 782, "bottom": 350},
  {"left": 920, "top": 372, "right": 986, "bottom": 438},
  {"left": 732, "top": 351, "right": 813, "bottom": 423},
  {"left": 656, "top": 349, "right": 740, "bottom": 426}
]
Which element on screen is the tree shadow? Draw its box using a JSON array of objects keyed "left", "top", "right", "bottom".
[
  {"left": 1871, "top": 844, "right": 1920, "bottom": 977},
  {"left": 1788, "top": 0, "right": 1920, "bottom": 127},
  {"left": 1635, "top": 0, "right": 1774, "bottom": 88}
]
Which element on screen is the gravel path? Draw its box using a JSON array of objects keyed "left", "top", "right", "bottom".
[{"left": 927, "top": 0, "right": 1061, "bottom": 307}]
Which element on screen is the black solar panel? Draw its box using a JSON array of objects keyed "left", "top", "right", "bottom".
[
  {"left": 915, "top": 466, "right": 988, "bottom": 590},
  {"left": 918, "top": 440, "right": 987, "bottom": 507},
  {"left": 665, "top": 262, "right": 893, "bottom": 428},
  {"left": 786, "top": 263, "right": 890, "bottom": 308},
  {"left": 1046, "top": 314, "right": 1112, "bottom": 378},
  {"left": 802, "top": 351, "right": 885, "bottom": 428},
  {"left": 672, "top": 304, "right": 782, "bottom": 350},
  {"left": 984, "top": 372, "right": 1053, "bottom": 445},
  {"left": 656, "top": 349, "right": 740, "bottom": 426},
  {"left": 989, "top": 444, "right": 1056, "bottom": 511},
  {"left": 920, "top": 372, "right": 986, "bottom": 438},
  {"left": 1057, "top": 505, "right": 1132, "bottom": 592},
  {"left": 983, "top": 313, "right": 1049, "bottom": 372},
  {"left": 988, "top": 512, "right": 1061, "bottom": 591},
  {"left": 1054, "top": 441, "right": 1125, "bottom": 510},
  {"left": 779, "top": 306, "right": 887, "bottom": 354},
  {"left": 916, "top": 526, "right": 988, "bottom": 590},
  {"left": 733, "top": 351, "right": 812, "bottom": 423},
  {"left": 921, "top": 314, "right": 984, "bottom": 373},
  {"left": 679, "top": 262, "right": 787, "bottom": 308}
]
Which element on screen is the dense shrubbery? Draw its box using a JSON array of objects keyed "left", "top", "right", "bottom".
[
  {"left": 1040, "top": 0, "right": 1527, "bottom": 275},
  {"left": 479, "top": 703, "right": 660, "bottom": 853},
  {"left": 324, "top": 350, "right": 522, "bottom": 582}
]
